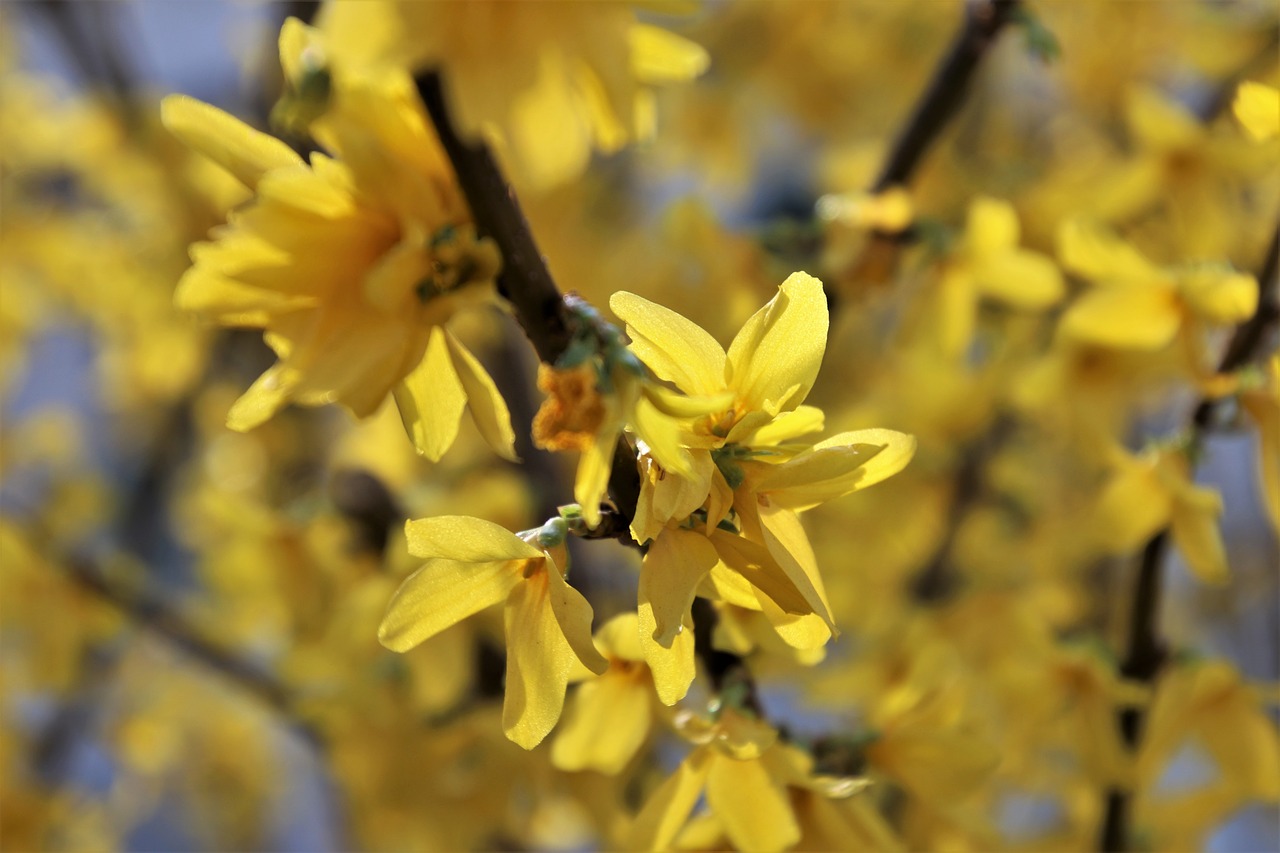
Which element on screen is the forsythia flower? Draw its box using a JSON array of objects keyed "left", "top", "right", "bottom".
[
  {"left": 611, "top": 273, "right": 915, "bottom": 702},
  {"left": 377, "top": 516, "right": 607, "bottom": 748},
  {"left": 314, "top": 0, "right": 708, "bottom": 189},
  {"left": 927, "top": 196, "right": 1064, "bottom": 357},
  {"left": 1233, "top": 81, "right": 1280, "bottom": 142},
  {"left": 628, "top": 709, "right": 875, "bottom": 853},
  {"left": 163, "top": 25, "right": 515, "bottom": 461},
  {"left": 1093, "top": 444, "right": 1229, "bottom": 584},
  {"left": 551, "top": 613, "right": 657, "bottom": 775},
  {"left": 1057, "top": 219, "right": 1257, "bottom": 365}
]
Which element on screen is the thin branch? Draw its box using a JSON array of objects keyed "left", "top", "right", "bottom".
[
  {"left": 1100, "top": 224, "right": 1279, "bottom": 852},
  {"left": 416, "top": 72, "right": 576, "bottom": 366},
  {"left": 872, "top": 0, "right": 1021, "bottom": 193}
]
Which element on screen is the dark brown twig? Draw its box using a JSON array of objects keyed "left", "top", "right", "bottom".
[
  {"left": 871, "top": 0, "right": 1021, "bottom": 193},
  {"left": 1100, "top": 225, "right": 1279, "bottom": 852}
]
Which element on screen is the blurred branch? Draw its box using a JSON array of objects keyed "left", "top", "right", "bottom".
[
  {"left": 872, "top": 0, "right": 1021, "bottom": 193},
  {"left": 1100, "top": 224, "right": 1279, "bottom": 852}
]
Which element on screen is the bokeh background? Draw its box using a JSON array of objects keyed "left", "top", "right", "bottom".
[{"left": 2, "top": 1, "right": 1277, "bottom": 851}]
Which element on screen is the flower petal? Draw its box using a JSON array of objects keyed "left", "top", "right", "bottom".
[
  {"left": 610, "top": 291, "right": 727, "bottom": 397},
  {"left": 640, "top": 529, "right": 718, "bottom": 646},
  {"left": 627, "top": 748, "right": 713, "bottom": 851},
  {"left": 162, "top": 95, "right": 302, "bottom": 190},
  {"left": 1059, "top": 286, "right": 1182, "bottom": 350},
  {"left": 377, "top": 557, "right": 520, "bottom": 652},
  {"left": 403, "top": 515, "right": 544, "bottom": 561},
  {"left": 638, "top": 603, "right": 697, "bottom": 706},
  {"left": 394, "top": 327, "right": 467, "bottom": 461},
  {"left": 502, "top": 573, "right": 580, "bottom": 749},
  {"left": 551, "top": 669, "right": 653, "bottom": 774},
  {"left": 546, "top": 564, "right": 609, "bottom": 675},
  {"left": 726, "top": 272, "right": 828, "bottom": 412},
  {"left": 444, "top": 330, "right": 518, "bottom": 461},
  {"left": 706, "top": 754, "right": 801, "bottom": 853}
]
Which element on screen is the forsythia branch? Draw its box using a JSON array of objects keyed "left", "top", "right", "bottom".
[{"left": 1100, "top": 224, "right": 1280, "bottom": 853}]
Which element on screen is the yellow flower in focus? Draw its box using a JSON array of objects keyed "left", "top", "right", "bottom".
[
  {"left": 551, "top": 613, "right": 656, "bottom": 775},
  {"left": 1093, "top": 445, "right": 1229, "bottom": 584},
  {"left": 163, "top": 59, "right": 516, "bottom": 461},
  {"left": 378, "top": 516, "right": 607, "bottom": 748},
  {"left": 1058, "top": 218, "right": 1258, "bottom": 365},
  {"left": 314, "top": 0, "right": 708, "bottom": 189}
]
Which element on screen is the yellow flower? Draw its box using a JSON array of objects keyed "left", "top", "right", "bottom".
[
  {"left": 1093, "top": 445, "right": 1229, "bottom": 584},
  {"left": 926, "top": 197, "right": 1064, "bottom": 357},
  {"left": 1058, "top": 218, "right": 1258, "bottom": 363},
  {"left": 378, "top": 516, "right": 607, "bottom": 748},
  {"left": 163, "top": 35, "right": 515, "bottom": 462},
  {"left": 1239, "top": 355, "right": 1280, "bottom": 534},
  {"left": 551, "top": 613, "right": 656, "bottom": 775},
  {"left": 629, "top": 709, "right": 883, "bottom": 852},
  {"left": 1138, "top": 660, "right": 1280, "bottom": 803},
  {"left": 1233, "top": 81, "right": 1280, "bottom": 142},
  {"left": 313, "top": 0, "right": 708, "bottom": 189}
]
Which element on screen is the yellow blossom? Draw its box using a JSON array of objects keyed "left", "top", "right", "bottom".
[
  {"left": 1233, "top": 81, "right": 1280, "bottom": 142},
  {"left": 1058, "top": 218, "right": 1257, "bottom": 365},
  {"left": 1093, "top": 445, "right": 1229, "bottom": 584},
  {"left": 163, "top": 29, "right": 515, "bottom": 462},
  {"left": 378, "top": 516, "right": 607, "bottom": 748},
  {"left": 313, "top": 0, "right": 708, "bottom": 189},
  {"left": 552, "top": 613, "right": 656, "bottom": 775}
]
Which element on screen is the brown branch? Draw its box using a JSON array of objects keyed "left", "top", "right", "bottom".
[
  {"left": 416, "top": 72, "right": 577, "bottom": 366},
  {"left": 1100, "top": 224, "right": 1279, "bottom": 852},
  {"left": 871, "top": 0, "right": 1021, "bottom": 193},
  {"left": 414, "top": 70, "right": 760, "bottom": 711}
]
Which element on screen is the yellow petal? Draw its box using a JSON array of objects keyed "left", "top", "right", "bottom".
[
  {"left": 760, "top": 431, "right": 916, "bottom": 511},
  {"left": 595, "top": 612, "right": 645, "bottom": 662},
  {"left": 393, "top": 327, "right": 466, "bottom": 461},
  {"left": 610, "top": 291, "right": 727, "bottom": 397},
  {"left": 627, "top": 748, "right": 713, "bottom": 851},
  {"left": 705, "top": 466, "right": 735, "bottom": 534},
  {"left": 964, "top": 196, "right": 1019, "bottom": 258},
  {"left": 1233, "top": 81, "right": 1280, "bottom": 142},
  {"left": 256, "top": 164, "right": 355, "bottom": 219},
  {"left": 726, "top": 272, "right": 828, "bottom": 413},
  {"left": 403, "top": 515, "right": 543, "bottom": 561},
  {"left": 867, "top": 731, "right": 999, "bottom": 805},
  {"left": 502, "top": 573, "right": 578, "bottom": 749},
  {"left": 629, "top": 23, "right": 709, "bottom": 84},
  {"left": 1059, "top": 286, "right": 1182, "bottom": 350},
  {"left": 1057, "top": 218, "right": 1159, "bottom": 284},
  {"left": 226, "top": 364, "right": 296, "bottom": 431},
  {"left": 546, "top": 563, "right": 609, "bottom": 675},
  {"left": 509, "top": 51, "right": 592, "bottom": 190},
  {"left": 1170, "top": 496, "right": 1228, "bottom": 585},
  {"left": 641, "top": 383, "right": 735, "bottom": 419},
  {"left": 638, "top": 603, "right": 696, "bottom": 706},
  {"left": 363, "top": 237, "right": 433, "bottom": 312},
  {"left": 552, "top": 670, "right": 653, "bottom": 774},
  {"left": 640, "top": 529, "right": 718, "bottom": 646},
  {"left": 759, "top": 599, "right": 832, "bottom": 651},
  {"left": 736, "top": 497, "right": 833, "bottom": 629},
  {"left": 708, "top": 529, "right": 812, "bottom": 616},
  {"left": 161, "top": 95, "right": 302, "bottom": 190},
  {"left": 1178, "top": 269, "right": 1258, "bottom": 325},
  {"left": 632, "top": 396, "right": 694, "bottom": 477},
  {"left": 444, "top": 330, "right": 518, "bottom": 461},
  {"left": 1127, "top": 85, "right": 1204, "bottom": 151},
  {"left": 576, "top": 423, "right": 617, "bottom": 529},
  {"left": 973, "top": 248, "right": 1065, "bottom": 308},
  {"left": 1094, "top": 462, "right": 1174, "bottom": 555},
  {"left": 377, "top": 557, "right": 520, "bottom": 652},
  {"left": 746, "top": 405, "right": 825, "bottom": 447},
  {"left": 174, "top": 265, "right": 317, "bottom": 321},
  {"left": 705, "top": 754, "right": 800, "bottom": 853}
]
